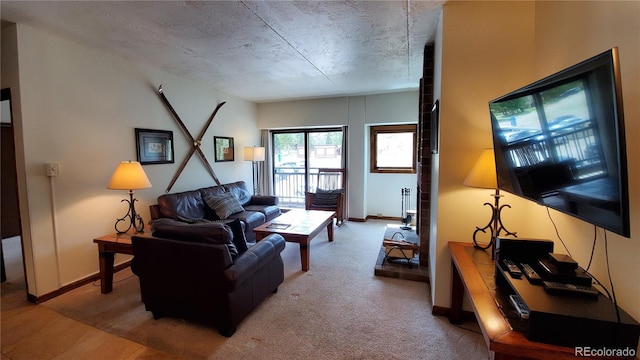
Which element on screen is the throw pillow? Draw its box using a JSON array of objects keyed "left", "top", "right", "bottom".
[
  {"left": 204, "top": 192, "right": 245, "bottom": 219},
  {"left": 226, "top": 218, "right": 249, "bottom": 255},
  {"left": 311, "top": 188, "right": 343, "bottom": 207}
]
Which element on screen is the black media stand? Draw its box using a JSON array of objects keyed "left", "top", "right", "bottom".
[{"left": 496, "top": 262, "right": 640, "bottom": 349}]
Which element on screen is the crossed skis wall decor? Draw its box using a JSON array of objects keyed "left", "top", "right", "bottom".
[{"left": 157, "top": 85, "right": 226, "bottom": 192}]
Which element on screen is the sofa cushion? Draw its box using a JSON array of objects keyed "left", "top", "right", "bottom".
[
  {"left": 157, "top": 190, "right": 205, "bottom": 220},
  {"left": 177, "top": 216, "right": 212, "bottom": 224},
  {"left": 204, "top": 192, "right": 245, "bottom": 219},
  {"left": 227, "top": 218, "right": 249, "bottom": 255},
  {"left": 244, "top": 204, "right": 281, "bottom": 222},
  {"left": 223, "top": 181, "right": 253, "bottom": 206},
  {"left": 227, "top": 210, "right": 266, "bottom": 231},
  {"left": 150, "top": 218, "right": 238, "bottom": 256}
]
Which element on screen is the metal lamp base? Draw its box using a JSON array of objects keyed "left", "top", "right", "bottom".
[
  {"left": 472, "top": 189, "right": 517, "bottom": 259},
  {"left": 114, "top": 191, "right": 145, "bottom": 234}
]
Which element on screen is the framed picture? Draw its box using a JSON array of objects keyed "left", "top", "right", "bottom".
[
  {"left": 214, "top": 136, "right": 234, "bottom": 162},
  {"left": 135, "top": 128, "right": 174, "bottom": 165},
  {"left": 430, "top": 100, "right": 439, "bottom": 154}
]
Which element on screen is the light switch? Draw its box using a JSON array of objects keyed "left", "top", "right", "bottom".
[{"left": 46, "top": 163, "right": 59, "bottom": 177}]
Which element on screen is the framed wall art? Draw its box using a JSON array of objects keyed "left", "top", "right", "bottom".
[
  {"left": 214, "top": 136, "right": 234, "bottom": 162},
  {"left": 135, "top": 128, "right": 174, "bottom": 165}
]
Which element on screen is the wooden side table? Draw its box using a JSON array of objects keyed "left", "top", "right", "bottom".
[{"left": 93, "top": 231, "right": 147, "bottom": 294}]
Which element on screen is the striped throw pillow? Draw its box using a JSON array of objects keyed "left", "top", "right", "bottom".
[{"left": 204, "top": 192, "right": 245, "bottom": 219}]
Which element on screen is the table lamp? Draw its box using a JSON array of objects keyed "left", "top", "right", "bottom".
[
  {"left": 244, "top": 146, "right": 265, "bottom": 195},
  {"left": 463, "top": 149, "right": 516, "bottom": 258},
  {"left": 107, "top": 160, "right": 152, "bottom": 234}
]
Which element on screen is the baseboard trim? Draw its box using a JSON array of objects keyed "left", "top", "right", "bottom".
[
  {"left": 432, "top": 305, "right": 476, "bottom": 322},
  {"left": 366, "top": 215, "right": 402, "bottom": 221},
  {"left": 33, "top": 260, "right": 132, "bottom": 303},
  {"left": 345, "top": 216, "right": 404, "bottom": 222}
]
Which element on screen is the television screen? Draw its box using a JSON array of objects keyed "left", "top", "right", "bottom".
[{"left": 489, "top": 48, "right": 630, "bottom": 237}]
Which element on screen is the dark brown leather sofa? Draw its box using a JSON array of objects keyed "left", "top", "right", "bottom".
[
  {"left": 150, "top": 181, "right": 281, "bottom": 242},
  {"left": 131, "top": 220, "right": 285, "bottom": 337}
]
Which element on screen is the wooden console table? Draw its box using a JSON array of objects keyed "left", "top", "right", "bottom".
[{"left": 448, "top": 241, "right": 577, "bottom": 359}]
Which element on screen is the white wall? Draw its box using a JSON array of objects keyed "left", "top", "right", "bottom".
[
  {"left": 258, "top": 91, "right": 419, "bottom": 220},
  {"left": 531, "top": 0, "right": 640, "bottom": 324},
  {"left": 432, "top": 1, "right": 640, "bottom": 326},
  {"left": 3, "top": 24, "right": 260, "bottom": 297}
]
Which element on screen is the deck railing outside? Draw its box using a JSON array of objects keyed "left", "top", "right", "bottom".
[{"left": 273, "top": 167, "right": 342, "bottom": 208}]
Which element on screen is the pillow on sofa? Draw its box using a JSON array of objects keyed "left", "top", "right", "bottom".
[
  {"left": 151, "top": 218, "right": 238, "bottom": 256},
  {"left": 227, "top": 218, "right": 249, "bottom": 255},
  {"left": 204, "top": 192, "right": 245, "bottom": 219},
  {"left": 311, "top": 188, "right": 343, "bottom": 207}
]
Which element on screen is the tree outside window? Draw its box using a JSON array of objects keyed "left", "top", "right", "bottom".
[{"left": 370, "top": 124, "right": 417, "bottom": 174}]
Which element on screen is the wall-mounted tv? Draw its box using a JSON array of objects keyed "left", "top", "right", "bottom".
[{"left": 489, "top": 48, "right": 630, "bottom": 237}]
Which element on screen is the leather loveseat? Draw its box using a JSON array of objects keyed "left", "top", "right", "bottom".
[
  {"left": 150, "top": 181, "right": 281, "bottom": 242},
  {"left": 131, "top": 219, "right": 285, "bottom": 337}
]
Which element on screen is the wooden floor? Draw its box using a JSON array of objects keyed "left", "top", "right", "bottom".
[{"left": 1, "top": 277, "right": 178, "bottom": 360}]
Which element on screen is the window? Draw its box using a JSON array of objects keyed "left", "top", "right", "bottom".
[
  {"left": 272, "top": 128, "right": 345, "bottom": 207},
  {"left": 370, "top": 124, "right": 417, "bottom": 173}
]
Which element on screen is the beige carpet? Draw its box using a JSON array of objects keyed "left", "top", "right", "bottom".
[{"left": 43, "top": 220, "right": 487, "bottom": 359}]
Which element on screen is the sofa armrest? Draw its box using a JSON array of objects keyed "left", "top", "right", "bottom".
[
  {"left": 149, "top": 204, "right": 162, "bottom": 220},
  {"left": 223, "top": 234, "right": 285, "bottom": 291},
  {"left": 249, "top": 195, "right": 279, "bottom": 206}
]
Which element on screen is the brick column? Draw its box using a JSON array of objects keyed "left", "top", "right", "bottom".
[{"left": 418, "top": 43, "right": 434, "bottom": 267}]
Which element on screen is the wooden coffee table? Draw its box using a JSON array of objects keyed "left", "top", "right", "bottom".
[{"left": 254, "top": 209, "right": 335, "bottom": 271}]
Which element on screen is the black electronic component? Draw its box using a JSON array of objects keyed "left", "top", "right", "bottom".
[
  {"left": 537, "top": 258, "right": 592, "bottom": 287},
  {"left": 548, "top": 253, "right": 578, "bottom": 271}
]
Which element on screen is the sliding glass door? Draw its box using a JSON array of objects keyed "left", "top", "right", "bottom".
[{"left": 272, "top": 128, "right": 344, "bottom": 207}]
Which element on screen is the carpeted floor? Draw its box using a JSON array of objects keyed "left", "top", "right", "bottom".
[{"left": 42, "top": 220, "right": 488, "bottom": 359}]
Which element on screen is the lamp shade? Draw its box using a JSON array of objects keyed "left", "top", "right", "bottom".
[
  {"left": 107, "top": 161, "right": 152, "bottom": 190},
  {"left": 244, "top": 146, "right": 265, "bottom": 162},
  {"left": 463, "top": 149, "right": 497, "bottom": 189}
]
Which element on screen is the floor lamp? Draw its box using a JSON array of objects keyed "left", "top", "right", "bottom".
[
  {"left": 463, "top": 149, "right": 516, "bottom": 258},
  {"left": 244, "top": 146, "right": 265, "bottom": 195}
]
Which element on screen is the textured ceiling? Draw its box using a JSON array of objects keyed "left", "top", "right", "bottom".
[{"left": 1, "top": 1, "right": 442, "bottom": 102}]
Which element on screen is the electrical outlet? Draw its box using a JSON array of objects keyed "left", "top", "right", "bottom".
[{"left": 46, "top": 163, "right": 59, "bottom": 177}]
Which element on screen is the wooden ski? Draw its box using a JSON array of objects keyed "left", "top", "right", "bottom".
[{"left": 157, "top": 85, "right": 226, "bottom": 192}]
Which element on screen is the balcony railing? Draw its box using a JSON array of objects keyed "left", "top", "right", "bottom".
[
  {"left": 273, "top": 167, "right": 343, "bottom": 208},
  {"left": 506, "top": 120, "right": 604, "bottom": 178}
]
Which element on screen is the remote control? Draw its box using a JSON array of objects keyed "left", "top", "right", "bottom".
[
  {"left": 543, "top": 281, "right": 599, "bottom": 298},
  {"left": 521, "top": 263, "right": 543, "bottom": 284},
  {"left": 502, "top": 259, "right": 522, "bottom": 278},
  {"left": 509, "top": 294, "right": 530, "bottom": 319}
]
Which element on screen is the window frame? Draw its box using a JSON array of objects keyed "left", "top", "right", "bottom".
[{"left": 369, "top": 124, "right": 417, "bottom": 174}]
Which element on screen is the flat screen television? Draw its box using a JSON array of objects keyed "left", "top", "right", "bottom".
[{"left": 489, "top": 48, "right": 630, "bottom": 237}]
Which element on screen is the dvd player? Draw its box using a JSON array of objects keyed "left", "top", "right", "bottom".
[{"left": 537, "top": 257, "right": 592, "bottom": 287}]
